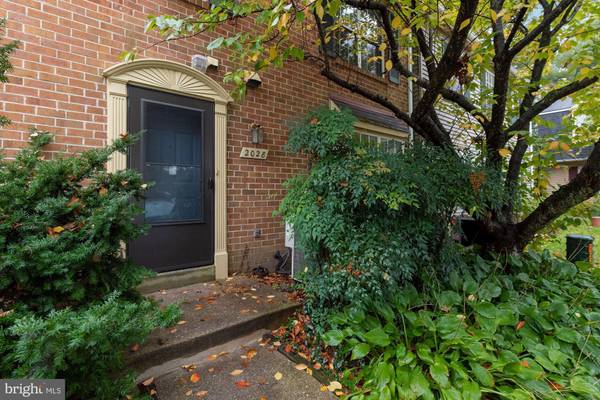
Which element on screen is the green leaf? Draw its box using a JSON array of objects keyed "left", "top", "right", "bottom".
[
  {"left": 207, "top": 36, "right": 224, "bottom": 50},
  {"left": 555, "top": 327, "right": 579, "bottom": 343},
  {"left": 438, "top": 290, "right": 462, "bottom": 307},
  {"left": 570, "top": 376, "right": 600, "bottom": 398},
  {"left": 430, "top": 357, "right": 449, "bottom": 388},
  {"left": 416, "top": 343, "right": 434, "bottom": 364},
  {"left": 462, "top": 381, "right": 481, "bottom": 400},
  {"left": 473, "top": 302, "right": 498, "bottom": 319},
  {"left": 363, "top": 327, "right": 391, "bottom": 347},
  {"left": 351, "top": 342, "right": 370, "bottom": 360},
  {"left": 469, "top": 362, "right": 494, "bottom": 387},
  {"left": 323, "top": 329, "right": 344, "bottom": 346}
]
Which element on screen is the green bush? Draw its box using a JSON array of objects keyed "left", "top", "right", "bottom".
[
  {"left": 279, "top": 107, "right": 505, "bottom": 329},
  {"left": 0, "top": 132, "right": 179, "bottom": 399},
  {"left": 322, "top": 251, "right": 600, "bottom": 399}
]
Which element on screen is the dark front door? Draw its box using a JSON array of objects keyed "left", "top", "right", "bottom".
[{"left": 128, "top": 85, "right": 214, "bottom": 272}]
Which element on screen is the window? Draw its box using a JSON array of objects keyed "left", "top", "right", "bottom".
[
  {"left": 324, "top": 6, "right": 400, "bottom": 81},
  {"left": 356, "top": 131, "right": 405, "bottom": 154}
]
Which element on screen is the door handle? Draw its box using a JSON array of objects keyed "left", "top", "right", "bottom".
[{"left": 208, "top": 177, "right": 214, "bottom": 190}]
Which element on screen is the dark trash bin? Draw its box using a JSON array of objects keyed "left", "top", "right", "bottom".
[{"left": 566, "top": 234, "right": 594, "bottom": 263}]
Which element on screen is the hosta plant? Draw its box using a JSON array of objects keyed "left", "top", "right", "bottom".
[{"left": 322, "top": 251, "right": 600, "bottom": 399}]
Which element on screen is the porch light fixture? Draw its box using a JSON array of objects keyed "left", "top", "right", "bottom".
[
  {"left": 251, "top": 123, "right": 264, "bottom": 144},
  {"left": 191, "top": 54, "right": 219, "bottom": 73}
]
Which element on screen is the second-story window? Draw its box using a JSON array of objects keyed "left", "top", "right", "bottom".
[{"left": 324, "top": 7, "right": 388, "bottom": 78}]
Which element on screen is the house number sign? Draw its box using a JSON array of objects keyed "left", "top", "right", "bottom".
[{"left": 240, "top": 147, "right": 269, "bottom": 160}]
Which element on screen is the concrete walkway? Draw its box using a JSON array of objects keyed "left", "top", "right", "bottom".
[{"left": 148, "top": 331, "right": 336, "bottom": 400}]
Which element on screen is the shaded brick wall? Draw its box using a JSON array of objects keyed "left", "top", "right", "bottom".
[{"left": 0, "top": 0, "right": 409, "bottom": 273}]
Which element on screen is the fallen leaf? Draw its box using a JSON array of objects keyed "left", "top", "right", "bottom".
[
  {"left": 294, "top": 363, "right": 307, "bottom": 370},
  {"left": 267, "top": 295, "right": 275, "bottom": 299},
  {"left": 313, "top": 362, "right": 322, "bottom": 370},
  {"left": 190, "top": 373, "right": 201, "bottom": 383},
  {"left": 246, "top": 349, "right": 258, "bottom": 359},
  {"left": 327, "top": 381, "right": 342, "bottom": 392},
  {"left": 230, "top": 369, "right": 244, "bottom": 376},
  {"left": 260, "top": 397, "right": 268, "bottom": 400},
  {"left": 195, "top": 391, "right": 208, "bottom": 398},
  {"left": 207, "top": 354, "right": 218, "bottom": 361},
  {"left": 177, "top": 320, "right": 187, "bottom": 325},
  {"left": 516, "top": 320, "right": 526, "bottom": 330},
  {"left": 274, "top": 372, "right": 283, "bottom": 381},
  {"left": 185, "top": 390, "right": 193, "bottom": 396},
  {"left": 169, "top": 328, "right": 178, "bottom": 334},
  {"left": 182, "top": 364, "right": 197, "bottom": 371},
  {"left": 235, "top": 380, "right": 251, "bottom": 389},
  {"left": 306, "top": 368, "right": 313, "bottom": 376},
  {"left": 141, "top": 377, "right": 154, "bottom": 386},
  {"left": 194, "top": 304, "right": 204, "bottom": 311},
  {"left": 320, "top": 385, "right": 328, "bottom": 392},
  {"left": 130, "top": 343, "right": 140, "bottom": 352}
]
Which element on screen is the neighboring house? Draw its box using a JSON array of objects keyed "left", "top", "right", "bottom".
[
  {"left": 534, "top": 98, "right": 593, "bottom": 189},
  {"left": 0, "top": 0, "right": 411, "bottom": 281}
]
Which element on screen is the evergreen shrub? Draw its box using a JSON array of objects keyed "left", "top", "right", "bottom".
[{"left": 0, "top": 132, "right": 179, "bottom": 399}]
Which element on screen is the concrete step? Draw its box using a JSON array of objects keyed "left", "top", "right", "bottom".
[
  {"left": 126, "top": 275, "right": 300, "bottom": 374},
  {"left": 145, "top": 331, "right": 335, "bottom": 400}
]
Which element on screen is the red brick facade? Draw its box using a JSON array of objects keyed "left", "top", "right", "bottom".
[{"left": 0, "top": 0, "right": 409, "bottom": 273}]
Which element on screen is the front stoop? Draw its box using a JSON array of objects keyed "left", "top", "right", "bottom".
[{"left": 127, "top": 276, "right": 300, "bottom": 374}]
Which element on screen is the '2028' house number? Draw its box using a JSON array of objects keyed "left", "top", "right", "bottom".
[{"left": 240, "top": 147, "right": 269, "bottom": 160}]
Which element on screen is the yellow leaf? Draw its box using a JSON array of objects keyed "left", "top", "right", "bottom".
[
  {"left": 400, "top": 27, "right": 411, "bottom": 36},
  {"left": 295, "top": 363, "right": 308, "bottom": 370},
  {"left": 327, "top": 381, "right": 343, "bottom": 392},
  {"left": 498, "top": 148, "right": 511, "bottom": 158},
  {"left": 548, "top": 141, "right": 560, "bottom": 150},
  {"left": 559, "top": 142, "right": 570, "bottom": 151},
  {"left": 392, "top": 16, "right": 402, "bottom": 29},
  {"left": 230, "top": 369, "right": 244, "bottom": 376},
  {"left": 459, "top": 19, "right": 471, "bottom": 31},
  {"left": 320, "top": 385, "right": 328, "bottom": 392},
  {"left": 316, "top": 3, "right": 324, "bottom": 20},
  {"left": 52, "top": 226, "right": 65, "bottom": 233},
  {"left": 580, "top": 67, "right": 591, "bottom": 76},
  {"left": 274, "top": 372, "right": 283, "bottom": 381},
  {"left": 378, "top": 42, "right": 387, "bottom": 52},
  {"left": 490, "top": 10, "right": 498, "bottom": 23},
  {"left": 385, "top": 59, "right": 393, "bottom": 71}
]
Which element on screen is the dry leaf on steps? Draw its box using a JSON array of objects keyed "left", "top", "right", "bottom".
[
  {"left": 274, "top": 372, "right": 283, "bottom": 381},
  {"left": 141, "top": 377, "right": 154, "bottom": 386},
  {"left": 190, "top": 373, "right": 201, "bottom": 383},
  {"left": 234, "top": 380, "right": 251, "bottom": 389},
  {"left": 230, "top": 369, "right": 244, "bottom": 376}
]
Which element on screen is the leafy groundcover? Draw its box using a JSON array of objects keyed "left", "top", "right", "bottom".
[{"left": 277, "top": 251, "right": 600, "bottom": 399}]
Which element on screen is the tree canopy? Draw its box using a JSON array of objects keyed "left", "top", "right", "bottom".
[{"left": 129, "top": 0, "right": 600, "bottom": 251}]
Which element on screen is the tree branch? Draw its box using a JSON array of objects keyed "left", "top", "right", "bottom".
[
  {"left": 516, "top": 139, "right": 600, "bottom": 247},
  {"left": 508, "top": 0, "right": 579, "bottom": 57},
  {"left": 506, "top": 76, "right": 599, "bottom": 133}
]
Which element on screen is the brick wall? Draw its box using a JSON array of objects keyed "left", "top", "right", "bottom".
[{"left": 0, "top": 0, "right": 409, "bottom": 273}]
